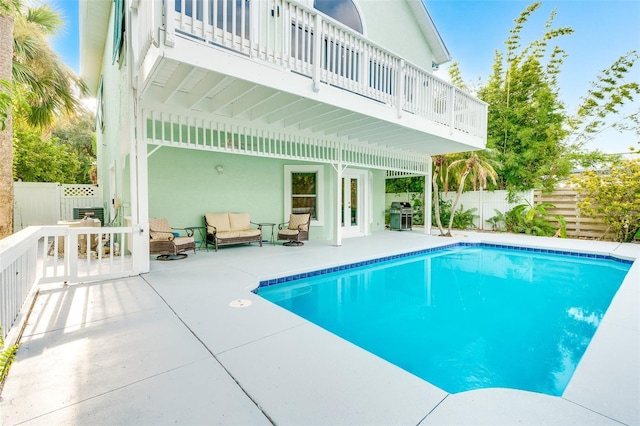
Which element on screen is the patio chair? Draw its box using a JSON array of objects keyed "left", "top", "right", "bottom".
[
  {"left": 277, "top": 213, "right": 311, "bottom": 246},
  {"left": 149, "top": 217, "right": 196, "bottom": 260}
]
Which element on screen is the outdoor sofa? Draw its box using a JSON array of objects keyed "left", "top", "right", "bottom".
[{"left": 204, "top": 212, "right": 263, "bottom": 251}]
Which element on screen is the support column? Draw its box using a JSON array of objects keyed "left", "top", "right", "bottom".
[
  {"left": 130, "top": 98, "right": 150, "bottom": 274},
  {"left": 424, "top": 157, "right": 432, "bottom": 236},
  {"left": 334, "top": 162, "right": 343, "bottom": 247}
]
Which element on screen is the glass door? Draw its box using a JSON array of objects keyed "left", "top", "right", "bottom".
[{"left": 341, "top": 170, "right": 364, "bottom": 237}]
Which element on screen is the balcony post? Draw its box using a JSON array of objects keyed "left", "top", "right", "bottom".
[
  {"left": 448, "top": 85, "right": 456, "bottom": 134},
  {"left": 312, "top": 13, "right": 322, "bottom": 92},
  {"left": 397, "top": 59, "right": 405, "bottom": 118}
]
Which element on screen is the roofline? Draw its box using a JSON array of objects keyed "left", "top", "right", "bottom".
[
  {"left": 406, "top": 0, "right": 452, "bottom": 65},
  {"left": 79, "top": 0, "right": 111, "bottom": 96}
]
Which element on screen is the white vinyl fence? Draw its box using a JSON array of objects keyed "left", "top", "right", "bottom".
[
  {"left": 13, "top": 182, "right": 103, "bottom": 232},
  {"left": 386, "top": 190, "right": 534, "bottom": 230}
]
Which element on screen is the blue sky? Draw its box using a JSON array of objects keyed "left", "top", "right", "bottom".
[{"left": 49, "top": 0, "right": 639, "bottom": 153}]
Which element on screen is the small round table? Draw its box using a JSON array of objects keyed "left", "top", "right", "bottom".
[
  {"left": 185, "top": 226, "right": 207, "bottom": 251},
  {"left": 257, "top": 223, "right": 276, "bottom": 245}
]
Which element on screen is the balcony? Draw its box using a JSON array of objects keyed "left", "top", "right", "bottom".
[{"left": 123, "top": 0, "right": 487, "bottom": 157}]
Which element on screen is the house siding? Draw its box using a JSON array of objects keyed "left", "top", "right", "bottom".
[
  {"left": 357, "top": 0, "right": 434, "bottom": 70},
  {"left": 94, "top": 2, "right": 134, "bottom": 224},
  {"left": 148, "top": 148, "right": 388, "bottom": 240}
]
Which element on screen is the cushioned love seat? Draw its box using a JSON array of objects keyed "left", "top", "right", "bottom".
[{"left": 204, "top": 212, "right": 263, "bottom": 252}]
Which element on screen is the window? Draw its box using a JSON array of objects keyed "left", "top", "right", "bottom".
[
  {"left": 96, "top": 76, "right": 105, "bottom": 132},
  {"left": 285, "top": 165, "right": 324, "bottom": 226},
  {"left": 112, "top": 0, "right": 125, "bottom": 64},
  {"left": 314, "top": 0, "right": 363, "bottom": 34}
]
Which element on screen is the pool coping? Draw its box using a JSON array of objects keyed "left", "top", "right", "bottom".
[{"left": 256, "top": 241, "right": 634, "bottom": 290}]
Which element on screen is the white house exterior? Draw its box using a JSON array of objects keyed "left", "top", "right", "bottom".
[{"left": 79, "top": 0, "right": 487, "bottom": 274}]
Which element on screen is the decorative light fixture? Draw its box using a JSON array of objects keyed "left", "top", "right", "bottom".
[{"left": 215, "top": 165, "right": 224, "bottom": 174}]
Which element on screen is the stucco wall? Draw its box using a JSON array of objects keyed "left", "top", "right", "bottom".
[
  {"left": 94, "top": 2, "right": 132, "bottom": 224},
  {"left": 357, "top": 0, "right": 434, "bottom": 71},
  {"left": 147, "top": 148, "right": 387, "bottom": 240}
]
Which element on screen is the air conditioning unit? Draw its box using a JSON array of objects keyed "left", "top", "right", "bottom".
[{"left": 73, "top": 207, "right": 105, "bottom": 225}]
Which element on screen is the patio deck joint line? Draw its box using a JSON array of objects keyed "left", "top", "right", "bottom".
[
  {"left": 140, "top": 275, "right": 277, "bottom": 425},
  {"left": 255, "top": 242, "right": 634, "bottom": 290},
  {"left": 417, "top": 393, "right": 450, "bottom": 425},
  {"left": 560, "top": 396, "right": 629, "bottom": 425}
]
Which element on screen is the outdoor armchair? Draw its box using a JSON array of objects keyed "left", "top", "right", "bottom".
[
  {"left": 149, "top": 217, "right": 196, "bottom": 260},
  {"left": 277, "top": 213, "right": 311, "bottom": 246}
]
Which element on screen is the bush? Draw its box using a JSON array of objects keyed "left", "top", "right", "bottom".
[
  {"left": 503, "top": 203, "right": 557, "bottom": 236},
  {"left": 432, "top": 199, "right": 478, "bottom": 230},
  {"left": 572, "top": 157, "right": 640, "bottom": 242}
]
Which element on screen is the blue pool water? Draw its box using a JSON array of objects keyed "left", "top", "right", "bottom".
[{"left": 257, "top": 244, "right": 632, "bottom": 396}]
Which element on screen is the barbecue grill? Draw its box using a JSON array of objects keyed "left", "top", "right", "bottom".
[{"left": 389, "top": 201, "right": 412, "bottom": 231}]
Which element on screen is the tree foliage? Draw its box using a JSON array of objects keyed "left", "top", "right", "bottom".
[
  {"left": 450, "top": 3, "right": 638, "bottom": 200},
  {"left": 11, "top": 1, "right": 87, "bottom": 126},
  {"left": 572, "top": 157, "right": 640, "bottom": 242},
  {"left": 50, "top": 108, "right": 96, "bottom": 183},
  {"left": 477, "top": 2, "right": 572, "bottom": 194},
  {"left": 0, "top": 0, "right": 88, "bottom": 238},
  {"left": 443, "top": 151, "right": 498, "bottom": 235},
  {"left": 12, "top": 105, "right": 95, "bottom": 183},
  {"left": 13, "top": 118, "right": 82, "bottom": 183},
  {"left": 569, "top": 51, "right": 640, "bottom": 146}
]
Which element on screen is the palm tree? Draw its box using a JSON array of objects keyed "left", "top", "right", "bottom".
[
  {"left": 0, "top": 1, "right": 86, "bottom": 239},
  {"left": 444, "top": 151, "right": 499, "bottom": 236},
  {"left": 431, "top": 155, "right": 448, "bottom": 235},
  {"left": 0, "top": 0, "right": 15, "bottom": 238}
]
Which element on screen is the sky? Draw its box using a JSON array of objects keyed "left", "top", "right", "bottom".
[{"left": 48, "top": 0, "right": 639, "bottom": 154}]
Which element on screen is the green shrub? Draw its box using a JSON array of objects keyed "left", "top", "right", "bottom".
[
  {"left": 432, "top": 199, "right": 478, "bottom": 230},
  {"left": 1, "top": 327, "right": 19, "bottom": 384},
  {"left": 504, "top": 202, "right": 557, "bottom": 236}
]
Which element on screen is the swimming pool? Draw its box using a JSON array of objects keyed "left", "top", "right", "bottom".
[{"left": 257, "top": 243, "right": 632, "bottom": 396}]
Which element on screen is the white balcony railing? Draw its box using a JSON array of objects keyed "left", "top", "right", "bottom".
[
  {"left": 0, "top": 226, "right": 137, "bottom": 341},
  {"left": 136, "top": 0, "right": 487, "bottom": 141}
]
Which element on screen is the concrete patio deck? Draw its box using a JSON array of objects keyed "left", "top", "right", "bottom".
[{"left": 1, "top": 230, "right": 638, "bottom": 425}]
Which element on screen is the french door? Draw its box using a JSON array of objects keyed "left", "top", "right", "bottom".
[{"left": 341, "top": 169, "right": 366, "bottom": 237}]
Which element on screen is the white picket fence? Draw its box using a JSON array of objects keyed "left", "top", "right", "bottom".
[
  {"left": 386, "top": 190, "right": 534, "bottom": 230},
  {"left": 13, "top": 182, "right": 103, "bottom": 232}
]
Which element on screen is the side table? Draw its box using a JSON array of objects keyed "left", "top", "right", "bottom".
[
  {"left": 185, "top": 226, "right": 207, "bottom": 251},
  {"left": 257, "top": 222, "right": 276, "bottom": 245}
]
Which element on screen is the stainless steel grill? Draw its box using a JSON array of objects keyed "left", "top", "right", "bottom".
[{"left": 389, "top": 202, "right": 412, "bottom": 231}]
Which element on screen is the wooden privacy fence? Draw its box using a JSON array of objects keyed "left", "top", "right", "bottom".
[{"left": 534, "top": 190, "right": 615, "bottom": 240}]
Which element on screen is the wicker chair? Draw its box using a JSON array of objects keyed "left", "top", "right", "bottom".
[
  {"left": 277, "top": 213, "right": 311, "bottom": 246},
  {"left": 149, "top": 218, "right": 196, "bottom": 260}
]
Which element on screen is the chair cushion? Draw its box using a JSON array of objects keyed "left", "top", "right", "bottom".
[
  {"left": 278, "top": 229, "right": 299, "bottom": 237},
  {"left": 149, "top": 218, "right": 172, "bottom": 241},
  {"left": 174, "top": 236, "right": 195, "bottom": 247},
  {"left": 229, "top": 213, "right": 251, "bottom": 231},
  {"left": 288, "top": 214, "right": 310, "bottom": 231},
  {"left": 205, "top": 213, "right": 231, "bottom": 233},
  {"left": 216, "top": 229, "right": 261, "bottom": 239}
]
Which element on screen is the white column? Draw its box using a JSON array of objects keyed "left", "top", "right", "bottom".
[
  {"left": 128, "top": 5, "right": 150, "bottom": 275},
  {"left": 424, "top": 157, "right": 432, "bottom": 236},
  {"left": 131, "top": 99, "right": 150, "bottom": 274},
  {"left": 334, "top": 163, "right": 343, "bottom": 246}
]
